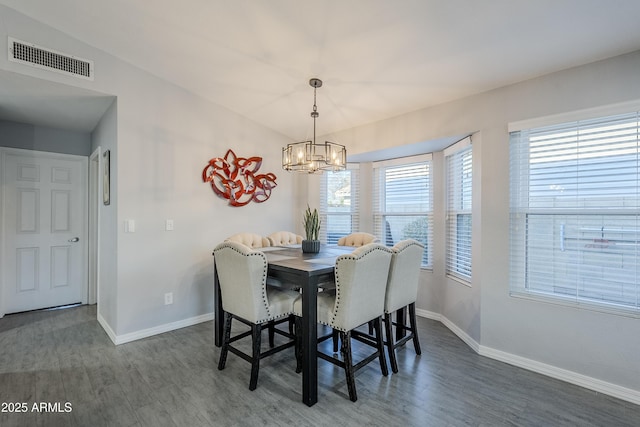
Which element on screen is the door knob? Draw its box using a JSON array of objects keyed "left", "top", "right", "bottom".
[{"left": 68, "top": 237, "right": 80, "bottom": 242}]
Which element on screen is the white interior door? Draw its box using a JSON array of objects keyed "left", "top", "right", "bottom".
[{"left": 2, "top": 149, "right": 88, "bottom": 314}]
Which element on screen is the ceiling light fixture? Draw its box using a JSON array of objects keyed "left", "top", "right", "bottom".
[{"left": 282, "top": 78, "right": 346, "bottom": 173}]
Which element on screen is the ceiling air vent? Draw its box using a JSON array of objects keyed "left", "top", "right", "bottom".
[{"left": 8, "top": 37, "right": 94, "bottom": 81}]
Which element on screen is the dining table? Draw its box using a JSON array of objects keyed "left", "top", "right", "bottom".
[{"left": 213, "top": 243, "right": 355, "bottom": 407}]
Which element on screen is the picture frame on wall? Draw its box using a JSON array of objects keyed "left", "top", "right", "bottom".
[{"left": 103, "top": 149, "right": 110, "bottom": 205}]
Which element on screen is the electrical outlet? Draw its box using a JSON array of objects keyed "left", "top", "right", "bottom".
[
  {"left": 165, "top": 219, "right": 174, "bottom": 231},
  {"left": 164, "top": 292, "right": 173, "bottom": 305}
]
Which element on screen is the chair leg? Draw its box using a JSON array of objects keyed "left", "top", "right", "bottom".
[
  {"left": 268, "top": 321, "right": 275, "bottom": 348},
  {"left": 332, "top": 329, "right": 339, "bottom": 353},
  {"left": 409, "top": 303, "right": 421, "bottom": 355},
  {"left": 218, "top": 312, "right": 232, "bottom": 370},
  {"left": 341, "top": 331, "right": 358, "bottom": 402},
  {"left": 249, "top": 323, "right": 261, "bottom": 391},
  {"left": 374, "top": 317, "right": 388, "bottom": 376},
  {"left": 383, "top": 312, "right": 398, "bottom": 373},
  {"left": 289, "top": 315, "right": 295, "bottom": 336},
  {"left": 368, "top": 320, "right": 374, "bottom": 335}
]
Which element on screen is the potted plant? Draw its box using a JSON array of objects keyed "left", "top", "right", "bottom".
[{"left": 302, "top": 205, "right": 321, "bottom": 253}]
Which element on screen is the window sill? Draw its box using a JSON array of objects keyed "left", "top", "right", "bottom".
[
  {"left": 446, "top": 273, "right": 471, "bottom": 288},
  {"left": 509, "top": 290, "right": 640, "bottom": 319}
]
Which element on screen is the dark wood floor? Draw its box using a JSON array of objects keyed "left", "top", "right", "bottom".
[{"left": 0, "top": 305, "right": 638, "bottom": 426}]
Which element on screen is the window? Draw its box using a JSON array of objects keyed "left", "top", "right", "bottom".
[
  {"left": 320, "top": 167, "right": 359, "bottom": 244},
  {"left": 373, "top": 155, "right": 432, "bottom": 268},
  {"left": 446, "top": 138, "right": 472, "bottom": 282},
  {"left": 510, "top": 111, "right": 640, "bottom": 315}
]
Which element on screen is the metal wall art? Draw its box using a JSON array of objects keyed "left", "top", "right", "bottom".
[{"left": 202, "top": 149, "right": 277, "bottom": 207}]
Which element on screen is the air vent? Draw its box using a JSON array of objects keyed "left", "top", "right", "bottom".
[{"left": 8, "top": 37, "right": 94, "bottom": 81}]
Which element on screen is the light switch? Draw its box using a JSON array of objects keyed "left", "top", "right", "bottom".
[
  {"left": 125, "top": 219, "right": 135, "bottom": 233},
  {"left": 165, "top": 219, "right": 174, "bottom": 231}
]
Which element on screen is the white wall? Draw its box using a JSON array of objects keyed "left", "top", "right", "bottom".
[
  {"left": 0, "top": 6, "right": 296, "bottom": 339},
  {"left": 0, "top": 120, "right": 91, "bottom": 155},
  {"left": 323, "top": 50, "right": 640, "bottom": 399},
  {"left": 90, "top": 100, "right": 117, "bottom": 332},
  {"left": 114, "top": 81, "right": 295, "bottom": 336}
]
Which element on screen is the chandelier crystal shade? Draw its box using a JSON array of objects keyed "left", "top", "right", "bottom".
[{"left": 282, "top": 78, "right": 347, "bottom": 173}]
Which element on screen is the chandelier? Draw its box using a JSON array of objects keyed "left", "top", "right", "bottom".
[{"left": 282, "top": 78, "right": 346, "bottom": 173}]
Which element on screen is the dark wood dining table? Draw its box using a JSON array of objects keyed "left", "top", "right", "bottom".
[{"left": 213, "top": 244, "right": 355, "bottom": 407}]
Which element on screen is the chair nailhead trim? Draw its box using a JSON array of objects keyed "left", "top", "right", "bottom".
[
  {"left": 214, "top": 242, "right": 272, "bottom": 319},
  {"left": 329, "top": 244, "right": 393, "bottom": 327}
]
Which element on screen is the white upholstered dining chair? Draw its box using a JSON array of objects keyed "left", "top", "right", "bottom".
[
  {"left": 226, "top": 232, "right": 298, "bottom": 292},
  {"left": 267, "top": 231, "right": 303, "bottom": 246},
  {"left": 337, "top": 232, "right": 379, "bottom": 247},
  {"left": 213, "top": 241, "right": 298, "bottom": 390},
  {"left": 293, "top": 243, "right": 393, "bottom": 402},
  {"left": 225, "top": 232, "right": 270, "bottom": 248},
  {"left": 383, "top": 239, "right": 424, "bottom": 373}
]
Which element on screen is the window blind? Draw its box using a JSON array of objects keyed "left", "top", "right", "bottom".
[
  {"left": 372, "top": 155, "right": 433, "bottom": 267},
  {"left": 446, "top": 140, "right": 472, "bottom": 281},
  {"left": 320, "top": 167, "right": 359, "bottom": 244},
  {"left": 510, "top": 111, "right": 640, "bottom": 314}
]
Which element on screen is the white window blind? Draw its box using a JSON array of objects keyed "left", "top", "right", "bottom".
[
  {"left": 446, "top": 139, "right": 472, "bottom": 281},
  {"left": 373, "top": 155, "right": 433, "bottom": 267},
  {"left": 320, "top": 167, "right": 359, "bottom": 244},
  {"left": 510, "top": 111, "right": 640, "bottom": 315}
]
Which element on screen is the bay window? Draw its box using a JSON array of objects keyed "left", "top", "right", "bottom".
[
  {"left": 320, "top": 166, "right": 359, "bottom": 244},
  {"left": 373, "top": 155, "right": 432, "bottom": 268},
  {"left": 446, "top": 138, "right": 473, "bottom": 282}
]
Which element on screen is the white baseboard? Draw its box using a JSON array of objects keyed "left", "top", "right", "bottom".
[
  {"left": 439, "top": 315, "right": 481, "bottom": 353},
  {"left": 97, "top": 312, "right": 117, "bottom": 344},
  {"left": 98, "top": 312, "right": 214, "bottom": 345},
  {"left": 479, "top": 345, "right": 640, "bottom": 406},
  {"left": 414, "top": 310, "right": 640, "bottom": 405},
  {"left": 415, "top": 308, "right": 441, "bottom": 321}
]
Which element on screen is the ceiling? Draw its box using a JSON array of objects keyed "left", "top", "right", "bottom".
[{"left": 2, "top": 0, "right": 640, "bottom": 142}]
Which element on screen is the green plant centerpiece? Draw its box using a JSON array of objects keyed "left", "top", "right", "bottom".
[{"left": 302, "top": 205, "right": 321, "bottom": 253}]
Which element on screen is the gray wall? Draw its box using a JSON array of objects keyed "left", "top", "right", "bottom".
[{"left": 0, "top": 120, "right": 91, "bottom": 156}]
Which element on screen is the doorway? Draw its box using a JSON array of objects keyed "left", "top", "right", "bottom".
[{"left": 1, "top": 148, "right": 88, "bottom": 314}]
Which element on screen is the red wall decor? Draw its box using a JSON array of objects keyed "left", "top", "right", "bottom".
[{"left": 202, "top": 149, "right": 277, "bottom": 207}]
